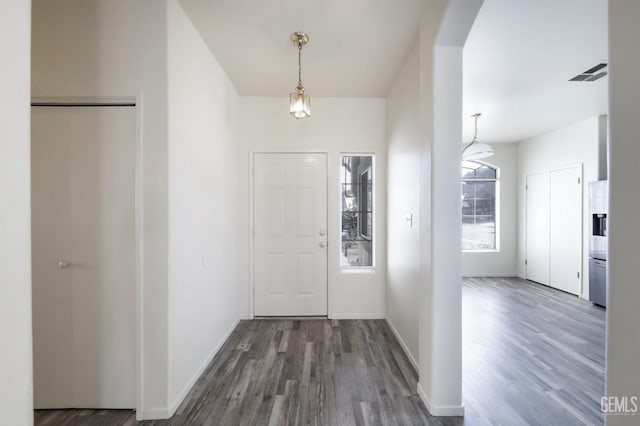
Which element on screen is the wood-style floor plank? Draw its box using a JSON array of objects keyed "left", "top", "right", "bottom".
[
  {"left": 35, "top": 277, "right": 606, "bottom": 425},
  {"left": 462, "top": 277, "right": 605, "bottom": 426}
]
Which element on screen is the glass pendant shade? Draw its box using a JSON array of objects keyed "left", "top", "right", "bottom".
[
  {"left": 289, "top": 88, "right": 311, "bottom": 119},
  {"left": 462, "top": 113, "right": 493, "bottom": 160},
  {"left": 462, "top": 142, "right": 494, "bottom": 160}
]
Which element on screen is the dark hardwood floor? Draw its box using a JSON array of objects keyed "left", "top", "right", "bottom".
[
  {"left": 37, "top": 319, "right": 449, "bottom": 426},
  {"left": 35, "top": 277, "right": 606, "bottom": 426}
]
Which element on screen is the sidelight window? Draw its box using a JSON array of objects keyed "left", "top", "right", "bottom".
[
  {"left": 341, "top": 154, "right": 374, "bottom": 268},
  {"left": 462, "top": 160, "right": 499, "bottom": 251}
]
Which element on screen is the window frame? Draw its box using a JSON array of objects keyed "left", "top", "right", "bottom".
[
  {"left": 358, "top": 166, "right": 372, "bottom": 240},
  {"left": 461, "top": 160, "right": 500, "bottom": 253},
  {"left": 340, "top": 153, "right": 375, "bottom": 270}
]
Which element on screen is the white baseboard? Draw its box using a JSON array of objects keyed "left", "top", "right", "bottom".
[
  {"left": 417, "top": 382, "right": 464, "bottom": 417},
  {"left": 462, "top": 273, "right": 517, "bottom": 278},
  {"left": 166, "top": 317, "right": 241, "bottom": 418},
  {"left": 329, "top": 313, "right": 385, "bottom": 320},
  {"left": 385, "top": 318, "right": 419, "bottom": 373},
  {"left": 137, "top": 408, "right": 171, "bottom": 420}
]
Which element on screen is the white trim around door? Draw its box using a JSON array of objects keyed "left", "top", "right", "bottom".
[{"left": 250, "top": 152, "right": 329, "bottom": 317}]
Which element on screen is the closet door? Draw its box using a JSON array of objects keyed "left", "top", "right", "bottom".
[
  {"left": 525, "top": 172, "right": 550, "bottom": 285},
  {"left": 31, "top": 107, "right": 74, "bottom": 407},
  {"left": 549, "top": 166, "right": 582, "bottom": 295},
  {"left": 32, "top": 106, "right": 136, "bottom": 409}
]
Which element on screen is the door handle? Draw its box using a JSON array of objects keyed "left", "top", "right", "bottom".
[
  {"left": 58, "top": 261, "right": 70, "bottom": 269},
  {"left": 319, "top": 241, "right": 326, "bottom": 248},
  {"left": 319, "top": 229, "right": 326, "bottom": 236}
]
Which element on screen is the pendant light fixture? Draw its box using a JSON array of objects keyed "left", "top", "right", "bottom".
[
  {"left": 462, "top": 113, "right": 494, "bottom": 160},
  {"left": 289, "top": 32, "right": 311, "bottom": 119}
]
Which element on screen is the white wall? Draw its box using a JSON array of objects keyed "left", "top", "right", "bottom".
[
  {"left": 385, "top": 6, "right": 487, "bottom": 404},
  {"left": 167, "top": 0, "right": 240, "bottom": 415},
  {"left": 0, "top": 1, "right": 33, "bottom": 424},
  {"left": 386, "top": 44, "right": 420, "bottom": 367},
  {"left": 424, "top": 43, "right": 466, "bottom": 416},
  {"left": 462, "top": 143, "right": 518, "bottom": 276},
  {"left": 32, "top": 0, "right": 170, "bottom": 417},
  {"left": 417, "top": 0, "right": 484, "bottom": 416},
  {"left": 238, "top": 97, "right": 387, "bottom": 319},
  {"left": 606, "top": 2, "right": 640, "bottom": 424},
  {"left": 394, "top": 0, "right": 483, "bottom": 416},
  {"left": 517, "top": 116, "right": 601, "bottom": 299}
]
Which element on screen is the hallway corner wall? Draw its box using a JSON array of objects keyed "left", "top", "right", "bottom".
[
  {"left": 606, "top": 2, "right": 640, "bottom": 423},
  {"left": 0, "top": 0, "right": 33, "bottom": 424},
  {"left": 385, "top": 43, "right": 421, "bottom": 368},
  {"left": 166, "top": 0, "right": 242, "bottom": 414}
]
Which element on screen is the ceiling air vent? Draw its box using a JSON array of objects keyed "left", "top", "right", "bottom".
[{"left": 570, "top": 63, "right": 608, "bottom": 82}]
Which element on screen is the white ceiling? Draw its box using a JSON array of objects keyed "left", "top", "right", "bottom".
[
  {"left": 463, "top": 0, "right": 608, "bottom": 143},
  {"left": 179, "top": 0, "right": 608, "bottom": 143},
  {"left": 179, "top": 0, "right": 426, "bottom": 97}
]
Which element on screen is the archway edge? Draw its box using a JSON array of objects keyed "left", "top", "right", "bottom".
[{"left": 416, "top": 0, "right": 483, "bottom": 417}]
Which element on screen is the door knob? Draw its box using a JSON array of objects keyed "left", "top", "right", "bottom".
[
  {"left": 58, "top": 261, "right": 70, "bottom": 269},
  {"left": 319, "top": 229, "right": 326, "bottom": 236},
  {"left": 319, "top": 241, "right": 326, "bottom": 248}
]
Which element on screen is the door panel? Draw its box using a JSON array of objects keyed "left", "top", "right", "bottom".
[
  {"left": 549, "top": 166, "right": 582, "bottom": 295},
  {"left": 32, "top": 107, "right": 135, "bottom": 409},
  {"left": 254, "top": 153, "right": 327, "bottom": 316},
  {"left": 526, "top": 172, "right": 550, "bottom": 285},
  {"left": 31, "top": 108, "right": 75, "bottom": 407}
]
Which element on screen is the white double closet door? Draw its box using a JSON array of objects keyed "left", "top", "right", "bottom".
[
  {"left": 525, "top": 165, "right": 582, "bottom": 296},
  {"left": 31, "top": 106, "right": 135, "bottom": 409}
]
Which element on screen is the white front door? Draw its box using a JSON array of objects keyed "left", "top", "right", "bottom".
[
  {"left": 32, "top": 106, "right": 136, "bottom": 409},
  {"left": 253, "top": 153, "right": 328, "bottom": 316}
]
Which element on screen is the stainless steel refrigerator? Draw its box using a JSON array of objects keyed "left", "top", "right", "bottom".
[{"left": 589, "top": 180, "right": 608, "bottom": 307}]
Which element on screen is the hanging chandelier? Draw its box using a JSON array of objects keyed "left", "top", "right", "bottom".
[
  {"left": 462, "top": 113, "right": 494, "bottom": 160},
  {"left": 289, "top": 32, "right": 311, "bottom": 119}
]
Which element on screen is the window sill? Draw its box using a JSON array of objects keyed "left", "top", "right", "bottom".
[{"left": 340, "top": 267, "right": 376, "bottom": 273}]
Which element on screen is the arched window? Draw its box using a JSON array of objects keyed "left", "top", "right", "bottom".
[{"left": 462, "top": 160, "right": 499, "bottom": 251}]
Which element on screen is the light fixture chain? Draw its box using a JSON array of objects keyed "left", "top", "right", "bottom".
[
  {"left": 472, "top": 113, "right": 479, "bottom": 143},
  {"left": 298, "top": 43, "right": 303, "bottom": 88},
  {"left": 289, "top": 32, "right": 310, "bottom": 119},
  {"left": 462, "top": 113, "right": 482, "bottom": 155}
]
